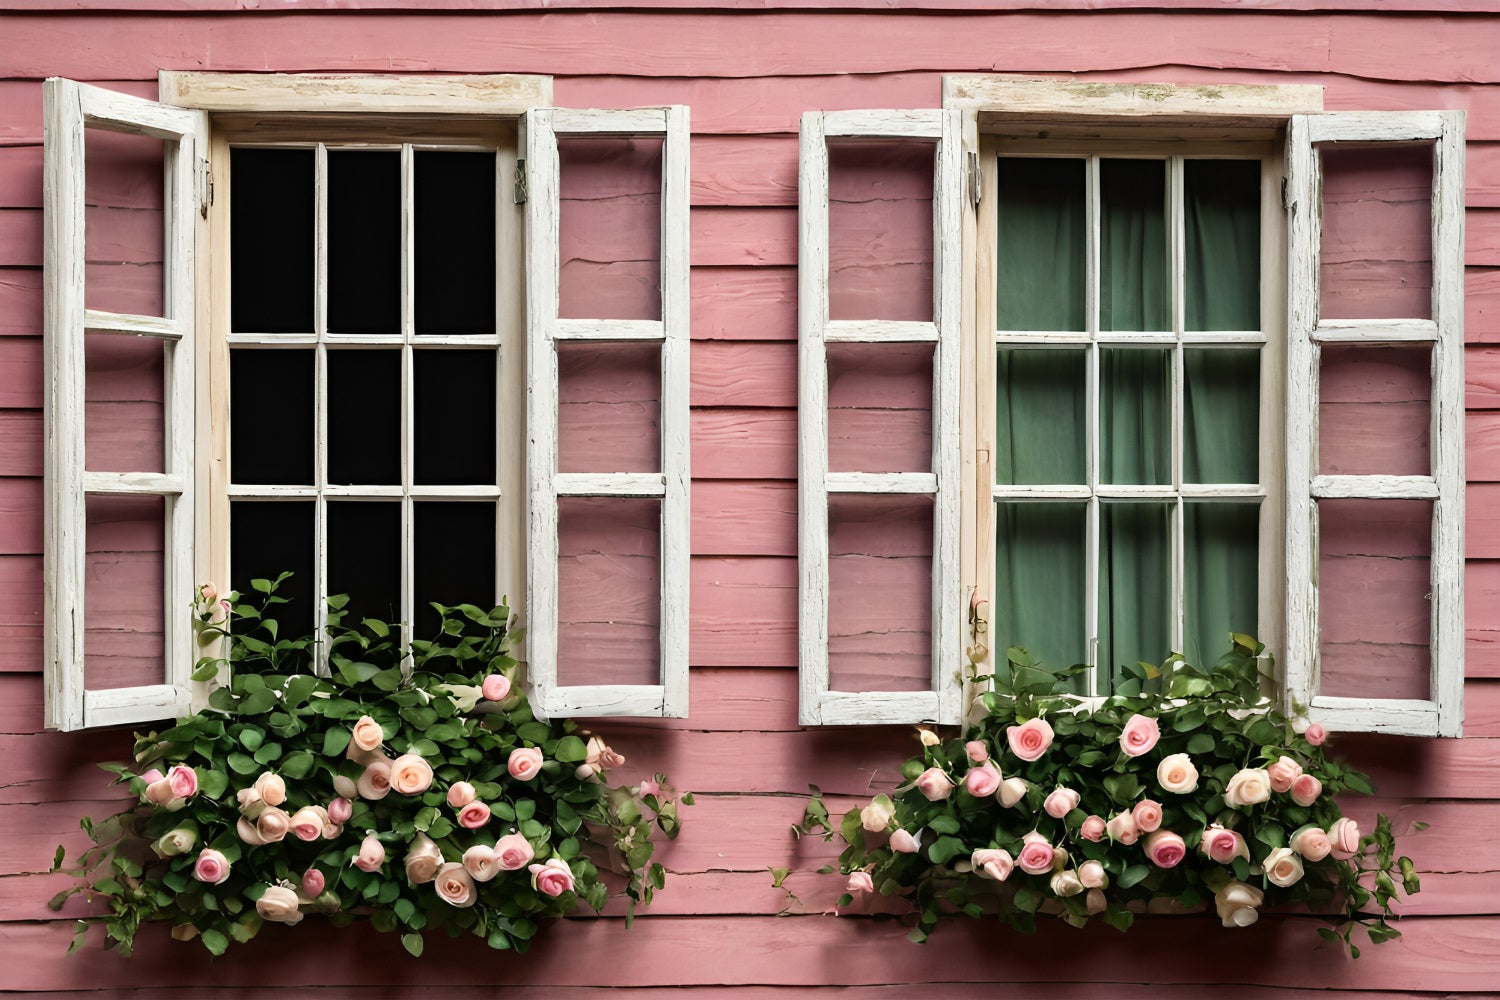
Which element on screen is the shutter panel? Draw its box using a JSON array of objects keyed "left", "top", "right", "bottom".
[
  {"left": 523, "top": 106, "right": 690, "bottom": 718},
  {"left": 43, "top": 79, "right": 206, "bottom": 731}
]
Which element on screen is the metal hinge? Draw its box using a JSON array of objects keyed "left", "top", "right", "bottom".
[
  {"left": 513, "top": 159, "right": 528, "bottom": 205},
  {"left": 197, "top": 158, "right": 213, "bottom": 218},
  {"left": 966, "top": 151, "right": 981, "bottom": 210}
]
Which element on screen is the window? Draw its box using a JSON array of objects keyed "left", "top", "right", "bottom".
[
  {"left": 43, "top": 74, "right": 690, "bottom": 731},
  {"left": 798, "top": 78, "right": 1465, "bottom": 735}
]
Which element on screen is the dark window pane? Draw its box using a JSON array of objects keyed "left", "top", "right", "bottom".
[
  {"left": 413, "top": 502, "right": 496, "bottom": 637},
  {"left": 231, "top": 349, "right": 313, "bottom": 485},
  {"left": 1185, "top": 159, "right": 1260, "bottom": 331},
  {"left": 327, "top": 502, "right": 400, "bottom": 626},
  {"left": 230, "top": 500, "right": 315, "bottom": 642},
  {"left": 230, "top": 148, "right": 314, "bottom": 334},
  {"left": 997, "top": 158, "right": 1085, "bottom": 331},
  {"left": 414, "top": 349, "right": 496, "bottom": 485},
  {"left": 1101, "top": 159, "right": 1168, "bottom": 332},
  {"left": 1184, "top": 348, "right": 1260, "bottom": 484},
  {"left": 328, "top": 349, "right": 400, "bottom": 486},
  {"left": 415, "top": 151, "right": 496, "bottom": 336},
  {"left": 328, "top": 150, "right": 400, "bottom": 335}
]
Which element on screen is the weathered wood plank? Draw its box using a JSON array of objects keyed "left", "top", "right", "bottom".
[
  {"left": 691, "top": 341, "right": 796, "bottom": 408},
  {"left": 11, "top": 0, "right": 1500, "bottom": 12},
  {"left": 690, "top": 408, "right": 797, "bottom": 480},
  {"left": 692, "top": 206, "right": 797, "bottom": 267},
  {"left": 1465, "top": 266, "right": 1499, "bottom": 343},
  {"left": 690, "top": 556, "right": 797, "bottom": 667},
  {"left": 692, "top": 481, "right": 796, "bottom": 557}
]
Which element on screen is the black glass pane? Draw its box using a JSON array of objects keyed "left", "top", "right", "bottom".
[
  {"left": 413, "top": 502, "right": 497, "bottom": 637},
  {"left": 415, "top": 349, "right": 496, "bottom": 485},
  {"left": 328, "top": 151, "right": 400, "bottom": 335},
  {"left": 230, "top": 500, "right": 314, "bottom": 643},
  {"left": 416, "top": 151, "right": 497, "bottom": 336},
  {"left": 327, "top": 350, "right": 400, "bottom": 486},
  {"left": 230, "top": 148, "right": 314, "bottom": 334},
  {"left": 231, "top": 349, "right": 313, "bottom": 485},
  {"left": 327, "top": 502, "right": 401, "bottom": 626}
]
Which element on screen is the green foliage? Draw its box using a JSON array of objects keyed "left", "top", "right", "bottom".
[{"left": 53, "top": 578, "right": 688, "bottom": 957}]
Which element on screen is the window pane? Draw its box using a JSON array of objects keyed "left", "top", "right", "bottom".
[
  {"left": 328, "top": 150, "right": 400, "bottom": 335},
  {"left": 1184, "top": 348, "right": 1260, "bottom": 484},
  {"left": 415, "top": 151, "right": 496, "bottom": 336},
  {"left": 827, "top": 343, "right": 932, "bottom": 474},
  {"left": 829, "top": 140, "right": 935, "bottom": 322},
  {"left": 558, "top": 137, "right": 662, "bottom": 322},
  {"left": 557, "top": 496, "right": 660, "bottom": 688},
  {"left": 996, "top": 349, "right": 1085, "bottom": 486},
  {"left": 1099, "top": 502, "right": 1171, "bottom": 688},
  {"left": 328, "top": 349, "right": 400, "bottom": 486},
  {"left": 1184, "top": 159, "right": 1260, "bottom": 332},
  {"left": 414, "top": 502, "right": 496, "bottom": 638},
  {"left": 83, "top": 494, "right": 164, "bottom": 692},
  {"left": 230, "top": 148, "right": 314, "bottom": 334},
  {"left": 231, "top": 349, "right": 313, "bottom": 485},
  {"left": 1101, "top": 348, "right": 1169, "bottom": 485},
  {"left": 327, "top": 502, "right": 400, "bottom": 626},
  {"left": 1184, "top": 501, "right": 1259, "bottom": 668},
  {"left": 558, "top": 342, "right": 660, "bottom": 475},
  {"left": 230, "top": 500, "right": 315, "bottom": 641},
  {"left": 829, "top": 494, "right": 933, "bottom": 693},
  {"left": 997, "top": 157, "right": 1085, "bottom": 331},
  {"left": 1319, "top": 345, "right": 1430, "bottom": 476},
  {"left": 414, "top": 349, "right": 497, "bottom": 486},
  {"left": 1319, "top": 142, "right": 1433, "bottom": 321},
  {"left": 994, "top": 502, "right": 1086, "bottom": 687},
  {"left": 1101, "top": 159, "right": 1168, "bottom": 332}
]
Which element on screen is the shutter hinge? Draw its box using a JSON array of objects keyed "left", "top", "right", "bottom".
[
  {"left": 513, "top": 159, "right": 528, "bottom": 205},
  {"left": 197, "top": 158, "right": 213, "bottom": 218},
  {"left": 966, "top": 151, "right": 981, "bottom": 210},
  {"left": 1280, "top": 176, "right": 1290, "bottom": 212}
]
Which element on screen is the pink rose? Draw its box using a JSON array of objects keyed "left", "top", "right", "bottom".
[
  {"left": 494, "top": 832, "right": 535, "bottom": 871},
  {"left": 1132, "top": 799, "right": 1163, "bottom": 833},
  {"left": 482, "top": 674, "right": 512, "bottom": 701},
  {"left": 916, "top": 767, "right": 957, "bottom": 802},
  {"left": 1290, "top": 824, "right": 1333, "bottom": 862},
  {"left": 1006, "top": 718, "right": 1054, "bottom": 762},
  {"left": 1078, "top": 859, "right": 1107, "bottom": 889},
  {"left": 1262, "top": 847, "right": 1305, "bottom": 887},
  {"left": 357, "top": 759, "right": 393, "bottom": 801},
  {"left": 1105, "top": 811, "right": 1139, "bottom": 846},
  {"left": 352, "top": 833, "right": 386, "bottom": 873},
  {"left": 1305, "top": 723, "right": 1327, "bottom": 746},
  {"left": 846, "top": 871, "right": 875, "bottom": 893},
  {"left": 256, "top": 806, "right": 291, "bottom": 844},
  {"left": 1079, "top": 815, "right": 1107, "bottom": 842},
  {"left": 1145, "top": 830, "right": 1187, "bottom": 869},
  {"left": 1118, "top": 714, "right": 1161, "bottom": 757},
  {"left": 351, "top": 715, "right": 385, "bottom": 754},
  {"left": 529, "top": 858, "right": 576, "bottom": 898},
  {"left": 508, "top": 747, "right": 544, "bottom": 781},
  {"left": 1156, "top": 753, "right": 1199, "bottom": 794},
  {"left": 404, "top": 833, "right": 444, "bottom": 884},
  {"left": 144, "top": 778, "right": 177, "bottom": 808},
  {"left": 166, "top": 765, "right": 198, "bottom": 799},
  {"left": 290, "top": 805, "right": 329, "bottom": 842},
  {"left": 963, "top": 763, "right": 1001, "bottom": 798},
  {"left": 1043, "top": 787, "right": 1080, "bottom": 820},
  {"left": 301, "top": 868, "right": 325, "bottom": 898},
  {"left": 965, "top": 740, "right": 989, "bottom": 764},
  {"left": 390, "top": 754, "right": 434, "bottom": 796},
  {"left": 1085, "top": 888, "right": 1108, "bottom": 915},
  {"left": 971, "top": 848, "right": 1013, "bottom": 882},
  {"left": 447, "top": 781, "right": 477, "bottom": 809},
  {"left": 1200, "top": 824, "right": 1251, "bottom": 864},
  {"left": 463, "top": 845, "right": 502, "bottom": 882},
  {"left": 1017, "top": 837, "right": 1056, "bottom": 875},
  {"left": 199, "top": 582, "right": 218, "bottom": 603},
  {"left": 1328, "top": 817, "right": 1361, "bottom": 859},
  {"left": 328, "top": 796, "right": 353, "bottom": 825},
  {"left": 434, "top": 862, "right": 477, "bottom": 908},
  {"left": 1267, "top": 755, "right": 1303, "bottom": 794},
  {"left": 139, "top": 768, "right": 165, "bottom": 786},
  {"left": 998, "top": 776, "right": 1028, "bottom": 808},
  {"left": 1290, "top": 773, "right": 1323, "bottom": 807},
  {"left": 237, "top": 816, "right": 266, "bottom": 845},
  {"left": 192, "top": 848, "right": 231, "bottom": 885},
  {"left": 889, "top": 829, "right": 920, "bottom": 854},
  {"left": 458, "top": 801, "right": 492, "bottom": 829},
  {"left": 253, "top": 772, "right": 286, "bottom": 807},
  {"left": 638, "top": 777, "right": 661, "bottom": 799},
  {"left": 585, "top": 736, "right": 626, "bottom": 771},
  {"left": 256, "top": 885, "right": 304, "bottom": 926}
]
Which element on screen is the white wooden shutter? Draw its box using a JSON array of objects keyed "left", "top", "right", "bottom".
[
  {"left": 43, "top": 79, "right": 206, "bottom": 731},
  {"left": 1285, "top": 110, "right": 1465, "bottom": 736},
  {"left": 798, "top": 110, "right": 964, "bottom": 725},
  {"left": 523, "top": 106, "right": 690, "bottom": 718}
]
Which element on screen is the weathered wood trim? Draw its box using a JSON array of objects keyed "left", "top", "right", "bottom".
[
  {"left": 160, "top": 71, "right": 552, "bottom": 115},
  {"left": 945, "top": 75, "right": 1324, "bottom": 118}
]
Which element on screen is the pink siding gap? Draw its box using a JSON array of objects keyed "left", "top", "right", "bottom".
[
  {"left": 1318, "top": 344, "right": 1431, "bottom": 476},
  {"left": 828, "top": 140, "right": 935, "bottom": 322},
  {"left": 558, "top": 136, "right": 662, "bottom": 322},
  {"left": 1318, "top": 143, "right": 1433, "bottom": 320},
  {"left": 557, "top": 496, "right": 662, "bottom": 689},
  {"left": 558, "top": 341, "right": 662, "bottom": 474}
]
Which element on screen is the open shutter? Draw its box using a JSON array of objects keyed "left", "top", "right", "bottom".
[
  {"left": 524, "top": 106, "right": 690, "bottom": 718},
  {"left": 1285, "top": 110, "right": 1465, "bottom": 736},
  {"left": 798, "top": 110, "right": 964, "bottom": 725},
  {"left": 43, "top": 80, "right": 206, "bottom": 731}
]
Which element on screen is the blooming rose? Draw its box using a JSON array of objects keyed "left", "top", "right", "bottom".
[
  {"left": 889, "top": 829, "right": 920, "bottom": 854},
  {"left": 846, "top": 871, "right": 875, "bottom": 893},
  {"left": 1085, "top": 888, "right": 1108, "bottom": 915},
  {"left": 1156, "top": 753, "right": 1199, "bottom": 794},
  {"left": 357, "top": 759, "right": 393, "bottom": 801},
  {"left": 1078, "top": 859, "right": 1107, "bottom": 889},
  {"left": 494, "top": 832, "right": 535, "bottom": 871},
  {"left": 860, "top": 796, "right": 895, "bottom": 833},
  {"left": 350, "top": 715, "right": 385, "bottom": 754},
  {"left": 971, "top": 848, "right": 1013, "bottom": 882},
  {"left": 1223, "top": 767, "right": 1272, "bottom": 808},
  {"left": 998, "top": 776, "right": 1028, "bottom": 808},
  {"left": 167, "top": 765, "right": 198, "bottom": 799},
  {"left": 1262, "top": 847, "right": 1305, "bottom": 887},
  {"left": 915, "top": 767, "right": 957, "bottom": 802},
  {"left": 1329, "top": 817, "right": 1361, "bottom": 859},
  {"left": 1266, "top": 756, "right": 1303, "bottom": 794},
  {"left": 256, "top": 885, "right": 304, "bottom": 925},
  {"left": 352, "top": 833, "right": 386, "bottom": 873},
  {"left": 289, "top": 805, "right": 329, "bottom": 842},
  {"left": 1105, "top": 810, "right": 1139, "bottom": 846},
  {"left": 457, "top": 801, "right": 492, "bottom": 830},
  {"left": 434, "top": 862, "right": 477, "bottom": 908},
  {"left": 1290, "top": 824, "right": 1333, "bottom": 862},
  {"left": 963, "top": 763, "right": 1001, "bottom": 798},
  {"left": 1006, "top": 718, "right": 1054, "bottom": 762},
  {"left": 404, "top": 833, "right": 444, "bottom": 884},
  {"left": 144, "top": 778, "right": 177, "bottom": 808},
  {"left": 199, "top": 582, "right": 218, "bottom": 603},
  {"left": 256, "top": 806, "right": 291, "bottom": 844},
  {"left": 1050, "top": 870, "right": 1086, "bottom": 897},
  {"left": 1144, "top": 830, "right": 1187, "bottom": 869},
  {"left": 918, "top": 728, "right": 941, "bottom": 747},
  {"left": 192, "top": 848, "right": 230, "bottom": 885},
  {"left": 1043, "top": 787, "right": 1080, "bottom": 820},
  {"left": 390, "top": 754, "right": 434, "bottom": 796},
  {"left": 1305, "top": 722, "right": 1327, "bottom": 746},
  {"left": 328, "top": 796, "right": 353, "bottom": 825},
  {"left": 332, "top": 774, "right": 358, "bottom": 800},
  {"left": 508, "top": 747, "right": 544, "bottom": 781},
  {"left": 529, "top": 858, "right": 576, "bottom": 898},
  {"left": 463, "top": 845, "right": 501, "bottom": 882},
  {"left": 583, "top": 736, "right": 626, "bottom": 775},
  {"left": 965, "top": 740, "right": 989, "bottom": 763},
  {"left": 1118, "top": 714, "right": 1161, "bottom": 757},
  {"left": 482, "top": 673, "right": 512, "bottom": 701},
  {"left": 1214, "top": 880, "right": 1264, "bottom": 928},
  {"left": 1132, "top": 799, "right": 1163, "bottom": 833},
  {"left": 253, "top": 771, "right": 286, "bottom": 807},
  {"left": 447, "top": 781, "right": 477, "bottom": 809},
  {"left": 1200, "top": 824, "right": 1251, "bottom": 864},
  {"left": 1290, "top": 773, "right": 1323, "bottom": 807},
  {"left": 237, "top": 817, "right": 266, "bottom": 845},
  {"left": 301, "top": 868, "right": 325, "bottom": 898},
  {"left": 153, "top": 827, "right": 196, "bottom": 858},
  {"left": 1079, "top": 815, "right": 1107, "bottom": 842},
  {"left": 1017, "top": 836, "right": 1056, "bottom": 875}
]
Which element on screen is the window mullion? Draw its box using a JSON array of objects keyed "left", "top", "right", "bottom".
[
  {"left": 1169, "top": 156, "right": 1186, "bottom": 657},
  {"left": 314, "top": 142, "right": 331, "bottom": 670},
  {"left": 399, "top": 143, "right": 415, "bottom": 650},
  {"left": 1084, "top": 154, "right": 1102, "bottom": 695}
]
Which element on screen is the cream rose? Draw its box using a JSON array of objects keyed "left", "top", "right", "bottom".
[
  {"left": 1290, "top": 824, "right": 1333, "bottom": 862},
  {"left": 917, "top": 728, "right": 941, "bottom": 747},
  {"left": 1085, "top": 888, "right": 1108, "bottom": 916},
  {"left": 1078, "top": 859, "right": 1107, "bottom": 889},
  {"left": 889, "top": 828, "right": 920, "bottom": 854},
  {"left": 351, "top": 833, "right": 386, "bottom": 873},
  {"left": 389, "top": 754, "right": 434, "bottom": 796},
  {"left": 1262, "top": 847, "right": 1305, "bottom": 887},
  {"left": 236, "top": 786, "right": 265, "bottom": 819},
  {"left": 434, "top": 862, "right": 477, "bottom": 908},
  {"left": 350, "top": 715, "right": 385, "bottom": 754},
  {"left": 1118, "top": 714, "right": 1161, "bottom": 757},
  {"left": 971, "top": 848, "right": 1013, "bottom": 882},
  {"left": 1105, "top": 810, "right": 1139, "bottom": 846},
  {"left": 1329, "top": 817, "right": 1361, "bottom": 859},
  {"left": 1214, "top": 881, "right": 1264, "bottom": 928},
  {"left": 915, "top": 767, "right": 956, "bottom": 802},
  {"left": 1005, "top": 718, "right": 1054, "bottom": 762},
  {"left": 446, "top": 781, "right": 477, "bottom": 810},
  {"left": 332, "top": 774, "right": 359, "bottom": 800},
  {"left": 462, "top": 845, "right": 502, "bottom": 882},
  {"left": 494, "top": 832, "right": 535, "bottom": 871},
  {"left": 1043, "top": 787, "right": 1080, "bottom": 819},
  {"left": 237, "top": 816, "right": 267, "bottom": 846},
  {"left": 153, "top": 827, "right": 197, "bottom": 858},
  {"left": 859, "top": 795, "right": 896, "bottom": 833},
  {"left": 404, "top": 833, "right": 444, "bottom": 884},
  {"left": 1223, "top": 767, "right": 1272, "bottom": 808},
  {"left": 1156, "top": 753, "right": 1199, "bottom": 794},
  {"left": 256, "top": 884, "right": 304, "bottom": 926},
  {"left": 997, "top": 776, "right": 1028, "bottom": 808},
  {"left": 256, "top": 806, "right": 292, "bottom": 844},
  {"left": 1050, "top": 870, "right": 1086, "bottom": 897},
  {"left": 253, "top": 771, "right": 286, "bottom": 807},
  {"left": 357, "top": 759, "right": 393, "bottom": 801}
]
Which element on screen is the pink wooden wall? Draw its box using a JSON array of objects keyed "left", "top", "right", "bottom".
[{"left": 1, "top": 1, "right": 1499, "bottom": 993}]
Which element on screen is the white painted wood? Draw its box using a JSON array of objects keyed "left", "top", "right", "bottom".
[
  {"left": 944, "top": 76, "right": 1324, "bottom": 120},
  {"left": 822, "top": 110, "right": 947, "bottom": 139},
  {"left": 824, "top": 321, "right": 940, "bottom": 344},
  {"left": 160, "top": 71, "right": 552, "bottom": 116},
  {"left": 43, "top": 78, "right": 204, "bottom": 732},
  {"left": 81, "top": 310, "right": 183, "bottom": 339},
  {"left": 826, "top": 472, "right": 938, "bottom": 495},
  {"left": 1285, "top": 111, "right": 1465, "bottom": 737},
  {"left": 813, "top": 690, "right": 944, "bottom": 727},
  {"left": 525, "top": 105, "right": 690, "bottom": 719}
]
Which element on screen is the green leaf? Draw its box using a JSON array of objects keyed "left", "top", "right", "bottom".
[
  {"left": 400, "top": 932, "right": 424, "bottom": 957},
  {"left": 1118, "top": 865, "right": 1151, "bottom": 888},
  {"left": 553, "top": 735, "right": 589, "bottom": 763},
  {"left": 252, "top": 742, "right": 283, "bottom": 765},
  {"left": 1185, "top": 732, "right": 1216, "bottom": 755},
  {"left": 280, "top": 751, "right": 315, "bottom": 780},
  {"left": 226, "top": 753, "right": 259, "bottom": 776},
  {"left": 197, "top": 769, "right": 229, "bottom": 799},
  {"left": 237, "top": 689, "right": 278, "bottom": 715},
  {"left": 323, "top": 727, "right": 353, "bottom": 757},
  {"left": 252, "top": 577, "right": 273, "bottom": 594},
  {"left": 200, "top": 928, "right": 229, "bottom": 956},
  {"left": 928, "top": 814, "right": 960, "bottom": 836}
]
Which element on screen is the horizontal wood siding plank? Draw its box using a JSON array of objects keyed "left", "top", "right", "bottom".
[
  {"left": 690, "top": 267, "right": 796, "bottom": 341},
  {"left": 692, "top": 206, "right": 797, "bottom": 267},
  {"left": 691, "top": 341, "right": 796, "bottom": 408},
  {"left": 692, "top": 134, "right": 797, "bottom": 207},
  {"left": 690, "top": 556, "right": 796, "bottom": 667}
]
